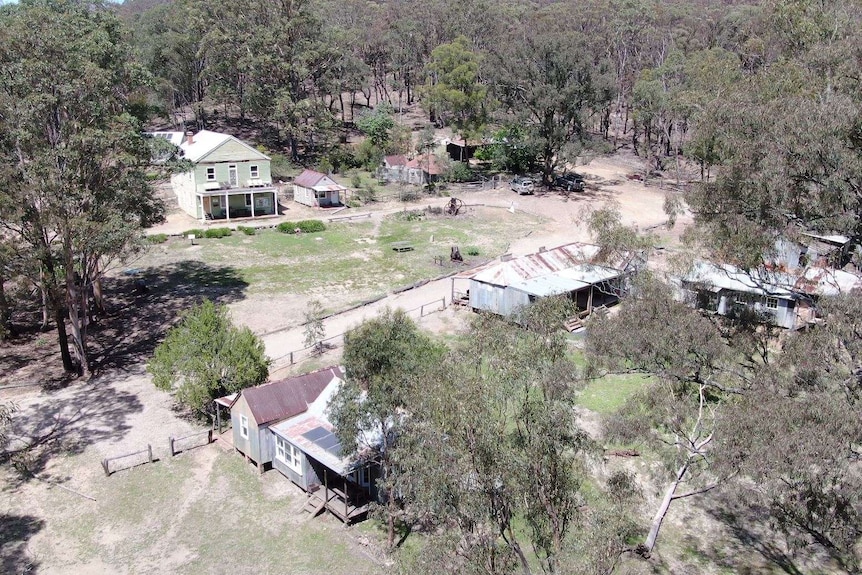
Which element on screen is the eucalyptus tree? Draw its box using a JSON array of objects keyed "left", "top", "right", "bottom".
[
  {"left": 488, "top": 9, "right": 613, "bottom": 183},
  {"left": 0, "top": 0, "right": 164, "bottom": 375}
]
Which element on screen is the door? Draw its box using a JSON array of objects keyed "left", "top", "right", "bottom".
[{"left": 228, "top": 164, "right": 238, "bottom": 187}]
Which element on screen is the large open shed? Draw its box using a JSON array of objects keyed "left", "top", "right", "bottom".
[{"left": 452, "top": 242, "right": 645, "bottom": 318}]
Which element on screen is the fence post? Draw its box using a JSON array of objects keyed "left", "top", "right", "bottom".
[
  {"left": 208, "top": 429, "right": 213, "bottom": 444},
  {"left": 148, "top": 444, "right": 153, "bottom": 463},
  {"left": 102, "top": 458, "right": 110, "bottom": 476},
  {"left": 289, "top": 351, "right": 294, "bottom": 365},
  {"left": 420, "top": 304, "right": 425, "bottom": 317}
]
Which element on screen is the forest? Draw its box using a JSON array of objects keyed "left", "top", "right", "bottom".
[{"left": 0, "top": 0, "right": 861, "bottom": 573}]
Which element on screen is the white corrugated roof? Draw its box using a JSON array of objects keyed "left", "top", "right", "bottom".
[
  {"left": 180, "top": 130, "right": 270, "bottom": 163},
  {"left": 683, "top": 262, "right": 796, "bottom": 297}
]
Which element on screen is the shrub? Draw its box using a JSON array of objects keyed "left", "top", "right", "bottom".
[
  {"left": 147, "top": 233, "right": 168, "bottom": 244},
  {"left": 466, "top": 246, "right": 480, "bottom": 256},
  {"left": 446, "top": 161, "right": 474, "bottom": 183},
  {"left": 181, "top": 228, "right": 205, "bottom": 238},
  {"left": 396, "top": 209, "right": 424, "bottom": 222},
  {"left": 203, "top": 227, "right": 232, "bottom": 239},
  {"left": 355, "top": 184, "right": 377, "bottom": 203},
  {"left": 351, "top": 174, "right": 363, "bottom": 189},
  {"left": 278, "top": 220, "right": 326, "bottom": 234},
  {"left": 237, "top": 225, "right": 256, "bottom": 236},
  {"left": 399, "top": 189, "right": 420, "bottom": 202}
]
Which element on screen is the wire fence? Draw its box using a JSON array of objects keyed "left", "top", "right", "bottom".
[{"left": 270, "top": 296, "right": 448, "bottom": 369}]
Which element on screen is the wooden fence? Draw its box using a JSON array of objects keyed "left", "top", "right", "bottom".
[
  {"left": 271, "top": 296, "right": 448, "bottom": 369},
  {"left": 169, "top": 429, "right": 214, "bottom": 456},
  {"left": 102, "top": 444, "right": 154, "bottom": 476}
]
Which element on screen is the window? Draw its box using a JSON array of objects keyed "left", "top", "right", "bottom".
[
  {"left": 354, "top": 465, "right": 371, "bottom": 487},
  {"left": 250, "top": 165, "right": 259, "bottom": 179},
  {"left": 766, "top": 297, "right": 779, "bottom": 310},
  {"left": 245, "top": 193, "right": 252, "bottom": 206},
  {"left": 206, "top": 167, "right": 216, "bottom": 181},
  {"left": 275, "top": 436, "right": 302, "bottom": 475},
  {"left": 239, "top": 415, "right": 248, "bottom": 439}
]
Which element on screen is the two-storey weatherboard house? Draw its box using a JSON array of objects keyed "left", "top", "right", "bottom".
[{"left": 168, "top": 130, "right": 278, "bottom": 221}]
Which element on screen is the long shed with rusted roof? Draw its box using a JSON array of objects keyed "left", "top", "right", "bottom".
[
  {"left": 224, "top": 366, "right": 344, "bottom": 472},
  {"left": 452, "top": 242, "right": 645, "bottom": 317}
]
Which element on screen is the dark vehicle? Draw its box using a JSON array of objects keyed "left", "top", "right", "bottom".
[
  {"left": 510, "top": 176, "right": 535, "bottom": 195},
  {"left": 554, "top": 173, "right": 585, "bottom": 192}
]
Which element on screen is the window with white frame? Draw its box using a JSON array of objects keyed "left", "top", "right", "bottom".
[
  {"left": 765, "top": 297, "right": 779, "bottom": 310},
  {"left": 239, "top": 415, "right": 249, "bottom": 439},
  {"left": 206, "top": 167, "right": 216, "bottom": 181},
  {"left": 250, "top": 165, "right": 259, "bottom": 179},
  {"left": 275, "top": 436, "right": 302, "bottom": 475}
]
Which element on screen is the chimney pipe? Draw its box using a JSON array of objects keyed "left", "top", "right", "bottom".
[{"left": 185, "top": 131, "right": 194, "bottom": 145}]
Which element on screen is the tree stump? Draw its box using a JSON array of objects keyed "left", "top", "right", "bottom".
[{"left": 450, "top": 246, "right": 463, "bottom": 262}]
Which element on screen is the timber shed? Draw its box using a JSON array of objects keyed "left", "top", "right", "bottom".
[{"left": 452, "top": 242, "right": 645, "bottom": 317}]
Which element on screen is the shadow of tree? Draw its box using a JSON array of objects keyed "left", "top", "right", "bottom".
[
  {"left": 90, "top": 261, "right": 249, "bottom": 374},
  {"left": 702, "top": 491, "right": 809, "bottom": 575},
  {"left": 3, "top": 377, "right": 144, "bottom": 482},
  {"left": 0, "top": 513, "right": 43, "bottom": 574}
]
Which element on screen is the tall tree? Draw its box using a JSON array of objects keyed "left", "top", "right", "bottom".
[
  {"left": 0, "top": 0, "right": 164, "bottom": 375},
  {"left": 489, "top": 15, "right": 613, "bottom": 183},
  {"left": 423, "top": 36, "right": 487, "bottom": 158},
  {"left": 328, "top": 308, "right": 445, "bottom": 550}
]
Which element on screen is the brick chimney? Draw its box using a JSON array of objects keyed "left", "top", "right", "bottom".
[{"left": 185, "top": 130, "right": 194, "bottom": 145}]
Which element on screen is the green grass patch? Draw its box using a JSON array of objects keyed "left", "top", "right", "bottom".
[
  {"left": 576, "top": 372, "right": 652, "bottom": 415},
  {"left": 145, "top": 210, "right": 543, "bottom": 297},
  {"left": 147, "top": 233, "right": 168, "bottom": 244}
]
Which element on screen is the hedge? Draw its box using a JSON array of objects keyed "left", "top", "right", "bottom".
[{"left": 277, "top": 220, "right": 326, "bottom": 234}]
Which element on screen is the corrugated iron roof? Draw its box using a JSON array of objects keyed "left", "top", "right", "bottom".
[
  {"left": 384, "top": 155, "right": 407, "bottom": 167},
  {"left": 682, "top": 261, "right": 862, "bottom": 298},
  {"left": 272, "top": 414, "right": 351, "bottom": 475},
  {"left": 461, "top": 242, "right": 640, "bottom": 285},
  {"left": 683, "top": 262, "right": 795, "bottom": 297},
  {"left": 179, "top": 130, "right": 270, "bottom": 163},
  {"left": 508, "top": 264, "right": 625, "bottom": 297},
  {"left": 794, "top": 267, "right": 862, "bottom": 296},
  {"left": 239, "top": 366, "right": 345, "bottom": 426},
  {"left": 294, "top": 169, "right": 328, "bottom": 188},
  {"left": 406, "top": 153, "right": 444, "bottom": 175}
]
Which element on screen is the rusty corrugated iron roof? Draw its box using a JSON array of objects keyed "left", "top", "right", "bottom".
[
  {"left": 239, "top": 366, "right": 344, "bottom": 426},
  {"left": 459, "top": 243, "right": 641, "bottom": 286}
]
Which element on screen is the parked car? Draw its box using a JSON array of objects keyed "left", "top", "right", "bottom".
[
  {"left": 510, "top": 176, "right": 535, "bottom": 195},
  {"left": 554, "top": 173, "right": 585, "bottom": 192}
]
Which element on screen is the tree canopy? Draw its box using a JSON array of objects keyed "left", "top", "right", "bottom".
[{"left": 149, "top": 300, "right": 270, "bottom": 414}]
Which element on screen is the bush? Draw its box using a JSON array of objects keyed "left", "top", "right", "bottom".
[
  {"left": 446, "top": 161, "right": 474, "bottom": 183},
  {"left": 399, "top": 189, "right": 420, "bottom": 202},
  {"left": 355, "top": 184, "right": 377, "bottom": 203},
  {"left": 237, "top": 225, "right": 256, "bottom": 236},
  {"left": 203, "top": 227, "right": 232, "bottom": 239},
  {"left": 351, "top": 174, "right": 363, "bottom": 189},
  {"left": 181, "top": 228, "right": 205, "bottom": 238},
  {"left": 277, "top": 220, "right": 326, "bottom": 234},
  {"left": 269, "top": 152, "right": 296, "bottom": 181},
  {"left": 466, "top": 246, "right": 480, "bottom": 256},
  {"left": 147, "top": 233, "right": 168, "bottom": 244},
  {"left": 396, "top": 209, "right": 424, "bottom": 222}
]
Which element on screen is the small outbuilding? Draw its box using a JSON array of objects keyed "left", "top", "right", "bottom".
[{"left": 293, "top": 169, "right": 348, "bottom": 207}]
